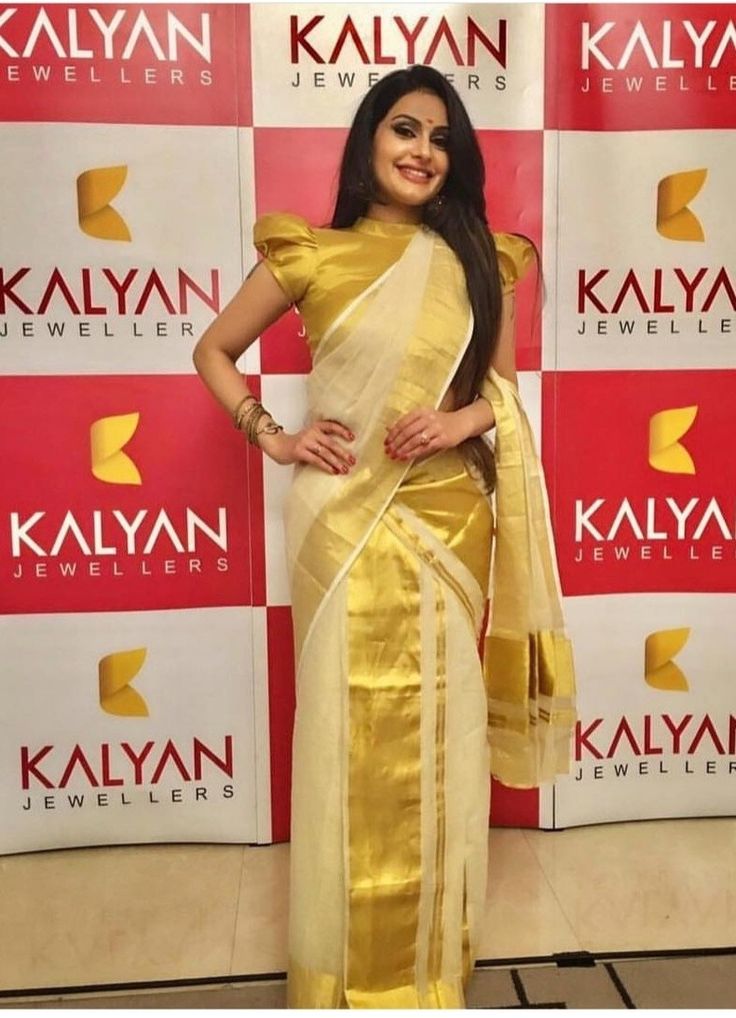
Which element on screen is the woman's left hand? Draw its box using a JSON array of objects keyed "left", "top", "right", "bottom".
[{"left": 384, "top": 407, "right": 466, "bottom": 461}]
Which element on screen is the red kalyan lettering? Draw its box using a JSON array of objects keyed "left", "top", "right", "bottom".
[
  {"left": 20, "top": 737, "right": 234, "bottom": 789},
  {"left": 576, "top": 714, "right": 736, "bottom": 760},
  {"left": 0, "top": 8, "right": 212, "bottom": 63},
  {"left": 0, "top": 267, "right": 220, "bottom": 316},
  {"left": 289, "top": 14, "right": 506, "bottom": 67},
  {"left": 120, "top": 741, "right": 155, "bottom": 784},
  {"left": 20, "top": 745, "right": 54, "bottom": 789},
  {"left": 577, "top": 267, "right": 735, "bottom": 315},
  {"left": 581, "top": 19, "right": 736, "bottom": 71}
]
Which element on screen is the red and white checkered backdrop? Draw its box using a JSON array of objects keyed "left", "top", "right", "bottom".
[{"left": 1, "top": 3, "right": 735, "bottom": 855}]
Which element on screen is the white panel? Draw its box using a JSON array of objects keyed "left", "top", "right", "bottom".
[
  {"left": 0, "top": 123, "right": 242, "bottom": 375},
  {"left": 237, "top": 126, "right": 261, "bottom": 375},
  {"left": 260, "top": 373, "right": 309, "bottom": 606},
  {"left": 0, "top": 607, "right": 258, "bottom": 854},
  {"left": 554, "top": 592, "right": 736, "bottom": 828},
  {"left": 250, "top": 605, "right": 272, "bottom": 844},
  {"left": 555, "top": 130, "right": 736, "bottom": 371},
  {"left": 251, "top": 4, "right": 544, "bottom": 129}
]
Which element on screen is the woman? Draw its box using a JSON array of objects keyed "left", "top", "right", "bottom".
[{"left": 194, "top": 66, "right": 575, "bottom": 1009}]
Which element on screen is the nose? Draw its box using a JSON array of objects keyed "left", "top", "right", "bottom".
[{"left": 412, "top": 130, "right": 432, "bottom": 161}]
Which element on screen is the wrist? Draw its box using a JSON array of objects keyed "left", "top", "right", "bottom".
[
  {"left": 450, "top": 401, "right": 495, "bottom": 442},
  {"left": 257, "top": 428, "right": 291, "bottom": 463}
]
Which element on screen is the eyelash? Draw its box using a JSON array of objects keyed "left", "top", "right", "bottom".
[{"left": 393, "top": 124, "right": 449, "bottom": 149}]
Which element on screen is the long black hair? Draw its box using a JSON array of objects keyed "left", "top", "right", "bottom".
[{"left": 331, "top": 65, "right": 510, "bottom": 492}]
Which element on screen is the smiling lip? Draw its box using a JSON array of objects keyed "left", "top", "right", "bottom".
[{"left": 396, "top": 164, "right": 434, "bottom": 184}]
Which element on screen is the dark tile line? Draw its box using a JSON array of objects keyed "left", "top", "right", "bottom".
[
  {"left": 510, "top": 968, "right": 529, "bottom": 1007},
  {"left": 604, "top": 962, "right": 637, "bottom": 1009}
]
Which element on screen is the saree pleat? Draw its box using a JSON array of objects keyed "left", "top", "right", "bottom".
[
  {"left": 283, "top": 227, "right": 576, "bottom": 1008},
  {"left": 289, "top": 450, "right": 493, "bottom": 1008}
]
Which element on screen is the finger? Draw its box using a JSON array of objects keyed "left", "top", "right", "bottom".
[
  {"left": 318, "top": 419, "right": 355, "bottom": 443},
  {"left": 386, "top": 416, "right": 429, "bottom": 455},
  {"left": 315, "top": 434, "right": 355, "bottom": 468},
  {"left": 309, "top": 439, "right": 349, "bottom": 475},
  {"left": 303, "top": 450, "right": 335, "bottom": 475},
  {"left": 385, "top": 409, "right": 424, "bottom": 445},
  {"left": 392, "top": 421, "right": 433, "bottom": 457}
]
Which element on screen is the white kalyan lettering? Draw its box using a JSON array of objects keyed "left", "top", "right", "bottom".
[
  {"left": 574, "top": 497, "right": 735, "bottom": 543},
  {"left": 0, "top": 8, "right": 212, "bottom": 62},
  {"left": 9, "top": 508, "right": 229, "bottom": 557},
  {"left": 581, "top": 18, "right": 735, "bottom": 71}
]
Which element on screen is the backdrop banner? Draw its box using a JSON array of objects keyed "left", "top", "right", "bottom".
[{"left": 1, "top": 2, "right": 734, "bottom": 853}]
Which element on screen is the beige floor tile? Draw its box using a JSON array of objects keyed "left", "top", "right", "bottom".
[
  {"left": 613, "top": 955, "right": 736, "bottom": 1009},
  {"left": 477, "top": 829, "right": 582, "bottom": 960},
  {"left": 0, "top": 844, "right": 244, "bottom": 991},
  {"left": 229, "top": 842, "right": 289, "bottom": 975},
  {"left": 465, "top": 966, "right": 519, "bottom": 1007},
  {"left": 524, "top": 817, "right": 736, "bottom": 952},
  {"left": 0, "top": 980, "right": 287, "bottom": 1009},
  {"left": 519, "top": 963, "right": 625, "bottom": 1008}
]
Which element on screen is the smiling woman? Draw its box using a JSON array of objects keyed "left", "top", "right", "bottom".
[
  {"left": 370, "top": 94, "right": 450, "bottom": 213},
  {"left": 193, "top": 65, "right": 576, "bottom": 1009}
]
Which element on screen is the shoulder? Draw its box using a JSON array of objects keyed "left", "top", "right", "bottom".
[
  {"left": 491, "top": 230, "right": 538, "bottom": 294},
  {"left": 253, "top": 211, "right": 317, "bottom": 252},
  {"left": 253, "top": 212, "right": 318, "bottom": 304}
]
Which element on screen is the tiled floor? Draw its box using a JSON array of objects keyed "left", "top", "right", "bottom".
[{"left": 0, "top": 817, "right": 734, "bottom": 1007}]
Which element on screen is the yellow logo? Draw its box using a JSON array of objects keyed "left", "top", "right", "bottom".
[
  {"left": 656, "top": 169, "right": 707, "bottom": 242},
  {"left": 77, "top": 166, "right": 132, "bottom": 242},
  {"left": 648, "top": 405, "right": 697, "bottom": 474},
  {"left": 90, "top": 412, "right": 142, "bottom": 485},
  {"left": 644, "top": 628, "right": 691, "bottom": 692},
  {"left": 99, "top": 648, "right": 149, "bottom": 717}
]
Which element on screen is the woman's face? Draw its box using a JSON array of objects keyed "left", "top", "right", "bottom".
[{"left": 370, "top": 90, "right": 450, "bottom": 220}]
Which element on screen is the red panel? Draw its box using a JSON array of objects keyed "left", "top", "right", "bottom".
[
  {"left": 0, "top": 4, "right": 242, "bottom": 126},
  {"left": 543, "top": 369, "right": 736, "bottom": 595},
  {"left": 546, "top": 4, "right": 736, "bottom": 131},
  {"left": 0, "top": 374, "right": 251, "bottom": 613},
  {"left": 267, "top": 604, "right": 296, "bottom": 843},
  {"left": 253, "top": 126, "right": 347, "bottom": 374},
  {"left": 244, "top": 373, "right": 266, "bottom": 606},
  {"left": 478, "top": 129, "right": 543, "bottom": 372},
  {"left": 490, "top": 778, "right": 540, "bottom": 828}
]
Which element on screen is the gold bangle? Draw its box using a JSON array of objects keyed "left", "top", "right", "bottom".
[
  {"left": 233, "top": 393, "right": 256, "bottom": 429},
  {"left": 238, "top": 400, "right": 284, "bottom": 447}
]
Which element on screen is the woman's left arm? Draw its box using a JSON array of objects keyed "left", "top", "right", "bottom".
[{"left": 384, "top": 291, "right": 515, "bottom": 461}]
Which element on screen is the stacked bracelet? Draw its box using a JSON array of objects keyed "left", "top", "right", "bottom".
[
  {"left": 233, "top": 394, "right": 257, "bottom": 431},
  {"left": 236, "top": 398, "right": 284, "bottom": 447}
]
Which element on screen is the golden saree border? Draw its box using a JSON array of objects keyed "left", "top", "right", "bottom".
[
  {"left": 346, "top": 515, "right": 423, "bottom": 1003},
  {"left": 287, "top": 229, "right": 473, "bottom": 669},
  {"left": 481, "top": 369, "right": 577, "bottom": 788},
  {"left": 427, "top": 578, "right": 447, "bottom": 995}
]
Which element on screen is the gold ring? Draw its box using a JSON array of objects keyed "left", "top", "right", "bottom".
[{"left": 420, "top": 432, "right": 429, "bottom": 445}]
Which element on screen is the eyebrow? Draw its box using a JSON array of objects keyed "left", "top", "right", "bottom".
[{"left": 390, "top": 114, "right": 449, "bottom": 132}]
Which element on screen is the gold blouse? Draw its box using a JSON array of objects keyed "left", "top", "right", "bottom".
[{"left": 253, "top": 212, "right": 536, "bottom": 353}]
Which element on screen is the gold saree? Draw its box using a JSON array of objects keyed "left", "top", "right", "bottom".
[{"left": 254, "top": 214, "right": 576, "bottom": 1009}]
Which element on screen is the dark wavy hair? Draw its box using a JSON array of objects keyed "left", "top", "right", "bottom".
[{"left": 331, "top": 65, "right": 533, "bottom": 493}]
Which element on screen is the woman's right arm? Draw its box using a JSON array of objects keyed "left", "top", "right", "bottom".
[{"left": 192, "top": 262, "right": 355, "bottom": 474}]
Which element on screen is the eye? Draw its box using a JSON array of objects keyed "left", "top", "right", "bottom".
[
  {"left": 392, "top": 123, "right": 415, "bottom": 139},
  {"left": 432, "top": 134, "right": 449, "bottom": 150}
]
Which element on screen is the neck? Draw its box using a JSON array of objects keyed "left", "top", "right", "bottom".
[{"left": 364, "top": 201, "right": 422, "bottom": 226}]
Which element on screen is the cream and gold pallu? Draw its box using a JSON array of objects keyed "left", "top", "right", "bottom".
[{"left": 284, "top": 228, "right": 576, "bottom": 1009}]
